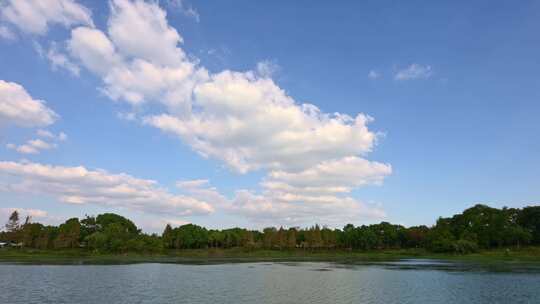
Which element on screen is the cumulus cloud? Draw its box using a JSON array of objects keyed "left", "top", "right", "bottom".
[
  {"left": 67, "top": 12, "right": 204, "bottom": 108},
  {"left": 0, "top": 160, "right": 214, "bottom": 217},
  {"left": 228, "top": 190, "right": 386, "bottom": 227},
  {"left": 223, "top": 157, "right": 390, "bottom": 226},
  {"left": 395, "top": 64, "right": 432, "bottom": 80},
  {"left": 0, "top": 0, "right": 93, "bottom": 35},
  {"left": 263, "top": 157, "right": 391, "bottom": 195},
  {"left": 173, "top": 172, "right": 388, "bottom": 227},
  {"left": 0, "top": 80, "right": 58, "bottom": 127},
  {"left": 108, "top": 0, "right": 187, "bottom": 66},
  {"left": 145, "top": 70, "right": 377, "bottom": 173},
  {"left": 53, "top": 0, "right": 390, "bottom": 225}
]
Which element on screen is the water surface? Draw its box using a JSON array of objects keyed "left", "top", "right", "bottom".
[{"left": 1, "top": 260, "right": 539, "bottom": 304}]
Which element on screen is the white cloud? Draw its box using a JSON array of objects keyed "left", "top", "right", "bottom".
[
  {"left": 9, "top": 130, "right": 68, "bottom": 154},
  {"left": 67, "top": 26, "right": 121, "bottom": 75},
  {"left": 368, "top": 70, "right": 380, "bottom": 79},
  {"left": 395, "top": 64, "right": 432, "bottom": 80},
  {"left": 0, "top": 207, "right": 50, "bottom": 224},
  {"left": 7, "top": 138, "right": 57, "bottom": 154},
  {"left": 145, "top": 70, "right": 377, "bottom": 173},
  {"left": 223, "top": 157, "right": 390, "bottom": 226},
  {"left": 57, "top": 0, "right": 391, "bottom": 226},
  {"left": 68, "top": 23, "right": 204, "bottom": 108},
  {"left": 228, "top": 190, "right": 386, "bottom": 227},
  {"left": 0, "top": 0, "right": 94, "bottom": 35},
  {"left": 37, "top": 129, "right": 67, "bottom": 141},
  {"left": 117, "top": 112, "right": 137, "bottom": 121},
  {"left": 264, "top": 157, "right": 391, "bottom": 195},
  {"left": 256, "top": 60, "right": 280, "bottom": 78},
  {"left": 108, "top": 0, "right": 187, "bottom": 66},
  {"left": 0, "top": 160, "right": 214, "bottom": 217},
  {"left": 167, "top": 0, "right": 200, "bottom": 23},
  {"left": 46, "top": 43, "right": 80, "bottom": 76},
  {"left": 0, "top": 25, "right": 15, "bottom": 40},
  {"left": 176, "top": 179, "right": 209, "bottom": 189},
  {"left": 67, "top": 1, "right": 377, "bottom": 174},
  {"left": 0, "top": 80, "right": 58, "bottom": 127}
]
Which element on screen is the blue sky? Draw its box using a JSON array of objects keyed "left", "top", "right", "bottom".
[{"left": 0, "top": 0, "right": 539, "bottom": 232}]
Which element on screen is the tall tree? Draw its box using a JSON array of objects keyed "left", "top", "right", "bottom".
[
  {"left": 54, "top": 218, "right": 81, "bottom": 249},
  {"left": 518, "top": 206, "right": 540, "bottom": 244},
  {"left": 5, "top": 210, "right": 20, "bottom": 232}
]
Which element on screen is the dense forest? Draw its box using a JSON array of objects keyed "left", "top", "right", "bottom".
[{"left": 1, "top": 204, "right": 539, "bottom": 254}]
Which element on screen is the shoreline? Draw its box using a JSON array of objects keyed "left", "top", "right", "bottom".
[{"left": 1, "top": 247, "right": 540, "bottom": 265}]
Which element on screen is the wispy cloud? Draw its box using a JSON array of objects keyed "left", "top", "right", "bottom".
[
  {"left": 167, "top": 0, "right": 200, "bottom": 23},
  {"left": 395, "top": 64, "right": 432, "bottom": 80},
  {"left": 6, "top": 139, "right": 57, "bottom": 154},
  {"left": 256, "top": 60, "right": 280, "bottom": 78},
  {"left": 7, "top": 130, "right": 67, "bottom": 155},
  {"left": 0, "top": 25, "right": 15, "bottom": 40},
  {"left": 368, "top": 70, "right": 380, "bottom": 80}
]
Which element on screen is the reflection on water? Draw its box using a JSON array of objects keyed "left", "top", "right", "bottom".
[{"left": 1, "top": 260, "right": 539, "bottom": 304}]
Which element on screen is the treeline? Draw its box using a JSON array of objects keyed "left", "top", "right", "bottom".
[{"left": 1, "top": 204, "right": 539, "bottom": 254}]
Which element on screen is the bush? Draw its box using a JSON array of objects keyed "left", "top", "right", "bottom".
[
  {"left": 452, "top": 239, "right": 478, "bottom": 254},
  {"left": 429, "top": 238, "right": 455, "bottom": 253}
]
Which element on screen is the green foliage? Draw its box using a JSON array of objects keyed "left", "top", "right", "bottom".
[
  {"left": 166, "top": 224, "right": 208, "bottom": 249},
  {"left": 54, "top": 218, "right": 81, "bottom": 249},
  {"left": 518, "top": 206, "right": 540, "bottom": 244},
  {"left": 95, "top": 213, "right": 138, "bottom": 234},
  {"left": 3, "top": 204, "right": 539, "bottom": 255},
  {"left": 452, "top": 239, "right": 478, "bottom": 254}
]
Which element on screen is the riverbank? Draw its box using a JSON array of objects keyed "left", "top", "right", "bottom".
[{"left": 1, "top": 247, "right": 540, "bottom": 265}]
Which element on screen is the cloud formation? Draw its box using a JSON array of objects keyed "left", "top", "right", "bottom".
[
  {"left": 0, "top": 160, "right": 214, "bottom": 217},
  {"left": 6, "top": 0, "right": 392, "bottom": 226},
  {"left": 0, "top": 207, "right": 51, "bottom": 223},
  {"left": 368, "top": 70, "right": 380, "bottom": 79},
  {"left": 0, "top": 0, "right": 93, "bottom": 35},
  {"left": 0, "top": 25, "right": 15, "bottom": 40},
  {"left": 144, "top": 71, "right": 377, "bottom": 173},
  {"left": 7, "top": 130, "right": 67, "bottom": 155},
  {"left": 0, "top": 80, "right": 58, "bottom": 127},
  {"left": 37, "top": 129, "right": 67, "bottom": 141},
  {"left": 6, "top": 139, "right": 57, "bottom": 154},
  {"left": 395, "top": 64, "right": 432, "bottom": 80},
  {"left": 46, "top": 43, "right": 80, "bottom": 76}
]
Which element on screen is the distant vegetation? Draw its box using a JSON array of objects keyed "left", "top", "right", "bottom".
[{"left": 1, "top": 204, "right": 539, "bottom": 255}]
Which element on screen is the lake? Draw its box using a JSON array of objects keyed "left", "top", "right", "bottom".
[{"left": 1, "top": 260, "right": 539, "bottom": 304}]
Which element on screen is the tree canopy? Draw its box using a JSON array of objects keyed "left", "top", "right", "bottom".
[{"left": 1, "top": 204, "right": 538, "bottom": 254}]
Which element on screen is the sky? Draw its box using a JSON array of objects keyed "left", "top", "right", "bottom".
[{"left": 0, "top": 0, "right": 539, "bottom": 232}]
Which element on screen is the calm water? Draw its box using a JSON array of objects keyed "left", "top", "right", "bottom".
[{"left": 1, "top": 260, "right": 540, "bottom": 304}]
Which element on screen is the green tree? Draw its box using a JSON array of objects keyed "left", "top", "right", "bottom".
[
  {"left": 518, "top": 206, "right": 540, "bottom": 244},
  {"left": 96, "top": 213, "right": 138, "bottom": 234},
  {"left": 263, "top": 227, "right": 277, "bottom": 249},
  {"left": 54, "top": 218, "right": 81, "bottom": 249},
  {"left": 286, "top": 228, "right": 297, "bottom": 249},
  {"left": 162, "top": 224, "right": 174, "bottom": 249}
]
